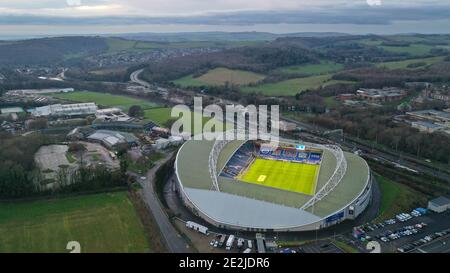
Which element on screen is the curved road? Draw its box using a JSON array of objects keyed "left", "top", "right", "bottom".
[
  {"left": 130, "top": 69, "right": 151, "bottom": 88},
  {"left": 132, "top": 153, "right": 192, "bottom": 253}
]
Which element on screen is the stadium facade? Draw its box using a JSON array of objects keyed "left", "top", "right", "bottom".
[{"left": 175, "top": 139, "right": 372, "bottom": 232}]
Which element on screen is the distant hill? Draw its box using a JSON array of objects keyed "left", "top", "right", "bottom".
[
  {"left": 0, "top": 36, "right": 107, "bottom": 67},
  {"left": 115, "top": 32, "right": 349, "bottom": 42}
]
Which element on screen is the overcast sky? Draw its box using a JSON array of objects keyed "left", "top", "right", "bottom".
[
  {"left": 0, "top": 0, "right": 447, "bottom": 16},
  {"left": 0, "top": 0, "right": 448, "bottom": 36}
]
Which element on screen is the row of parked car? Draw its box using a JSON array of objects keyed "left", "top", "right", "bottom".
[
  {"left": 210, "top": 234, "right": 253, "bottom": 253},
  {"left": 377, "top": 223, "right": 427, "bottom": 243},
  {"left": 397, "top": 229, "right": 450, "bottom": 253},
  {"left": 395, "top": 208, "right": 427, "bottom": 223}
]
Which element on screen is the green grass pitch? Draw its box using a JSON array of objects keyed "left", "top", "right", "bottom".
[
  {"left": 238, "top": 158, "right": 320, "bottom": 195},
  {"left": 0, "top": 192, "right": 151, "bottom": 253}
]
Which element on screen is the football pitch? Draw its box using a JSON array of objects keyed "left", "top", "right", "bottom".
[{"left": 238, "top": 158, "right": 320, "bottom": 195}]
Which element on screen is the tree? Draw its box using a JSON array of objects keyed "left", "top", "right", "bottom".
[
  {"left": 68, "top": 142, "right": 86, "bottom": 154},
  {"left": 128, "top": 105, "right": 144, "bottom": 118}
]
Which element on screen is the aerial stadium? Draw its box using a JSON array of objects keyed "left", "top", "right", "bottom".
[{"left": 175, "top": 138, "right": 373, "bottom": 232}]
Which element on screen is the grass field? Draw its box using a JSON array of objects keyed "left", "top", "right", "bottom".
[
  {"left": 241, "top": 74, "right": 354, "bottom": 96},
  {"left": 376, "top": 56, "right": 446, "bottom": 70},
  {"left": 358, "top": 38, "right": 441, "bottom": 57},
  {"left": 374, "top": 174, "right": 427, "bottom": 221},
  {"left": 275, "top": 61, "right": 344, "bottom": 75},
  {"left": 173, "top": 67, "right": 265, "bottom": 87},
  {"left": 238, "top": 158, "right": 320, "bottom": 195},
  {"left": 143, "top": 107, "right": 232, "bottom": 133},
  {"left": 52, "top": 91, "right": 159, "bottom": 111},
  {"left": 0, "top": 192, "right": 150, "bottom": 253}
]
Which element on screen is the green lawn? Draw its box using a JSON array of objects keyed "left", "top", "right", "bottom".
[
  {"left": 376, "top": 56, "right": 446, "bottom": 70},
  {"left": 242, "top": 74, "right": 354, "bottom": 96},
  {"left": 0, "top": 192, "right": 150, "bottom": 253},
  {"left": 144, "top": 107, "right": 232, "bottom": 134},
  {"left": 65, "top": 151, "right": 77, "bottom": 163},
  {"left": 375, "top": 174, "right": 427, "bottom": 220},
  {"left": 143, "top": 107, "right": 174, "bottom": 125},
  {"left": 173, "top": 67, "right": 265, "bottom": 87},
  {"left": 275, "top": 61, "right": 344, "bottom": 75},
  {"left": 238, "top": 158, "right": 320, "bottom": 196},
  {"left": 324, "top": 96, "right": 340, "bottom": 108},
  {"left": 52, "top": 91, "right": 159, "bottom": 111}
]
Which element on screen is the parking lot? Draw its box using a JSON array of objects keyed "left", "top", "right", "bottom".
[
  {"left": 411, "top": 235, "right": 450, "bottom": 253},
  {"left": 349, "top": 211, "right": 450, "bottom": 253},
  {"left": 297, "top": 240, "right": 345, "bottom": 253}
]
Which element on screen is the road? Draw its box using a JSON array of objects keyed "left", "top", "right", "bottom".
[
  {"left": 130, "top": 69, "right": 151, "bottom": 88},
  {"left": 131, "top": 152, "right": 192, "bottom": 253}
]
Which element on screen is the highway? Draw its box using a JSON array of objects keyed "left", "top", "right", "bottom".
[{"left": 130, "top": 69, "right": 151, "bottom": 88}]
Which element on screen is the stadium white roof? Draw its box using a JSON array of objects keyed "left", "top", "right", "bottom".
[{"left": 184, "top": 188, "right": 322, "bottom": 229}]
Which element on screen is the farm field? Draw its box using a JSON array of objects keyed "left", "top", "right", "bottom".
[
  {"left": 376, "top": 56, "right": 446, "bottom": 70},
  {"left": 52, "top": 91, "right": 159, "bottom": 111},
  {"left": 275, "top": 61, "right": 344, "bottom": 75},
  {"left": 379, "top": 44, "right": 436, "bottom": 57},
  {"left": 173, "top": 67, "right": 265, "bottom": 87},
  {"left": 358, "top": 38, "right": 445, "bottom": 57},
  {"left": 241, "top": 74, "right": 354, "bottom": 96},
  {"left": 106, "top": 38, "right": 261, "bottom": 53},
  {"left": 0, "top": 192, "right": 151, "bottom": 253},
  {"left": 238, "top": 158, "right": 320, "bottom": 196}
]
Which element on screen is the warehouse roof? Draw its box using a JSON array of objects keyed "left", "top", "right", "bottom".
[{"left": 429, "top": 196, "right": 450, "bottom": 207}]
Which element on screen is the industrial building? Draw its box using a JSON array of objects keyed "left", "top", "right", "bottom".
[
  {"left": 411, "top": 121, "right": 445, "bottom": 133},
  {"left": 428, "top": 196, "right": 450, "bottom": 213},
  {"left": 406, "top": 110, "right": 450, "bottom": 123},
  {"left": 32, "top": 103, "right": 98, "bottom": 118},
  {"left": 87, "top": 130, "right": 138, "bottom": 149},
  {"left": 356, "top": 88, "right": 407, "bottom": 102},
  {"left": 95, "top": 108, "right": 131, "bottom": 122},
  {"left": 0, "top": 107, "right": 24, "bottom": 115}
]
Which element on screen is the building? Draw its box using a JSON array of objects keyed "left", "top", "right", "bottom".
[
  {"left": 32, "top": 103, "right": 98, "bottom": 118},
  {"left": 356, "top": 88, "right": 407, "bottom": 102},
  {"left": 411, "top": 121, "right": 445, "bottom": 133},
  {"left": 407, "top": 110, "right": 450, "bottom": 123},
  {"left": 175, "top": 139, "right": 372, "bottom": 232},
  {"left": 428, "top": 196, "right": 450, "bottom": 213},
  {"left": 152, "top": 136, "right": 184, "bottom": 150},
  {"left": 87, "top": 130, "right": 138, "bottom": 149},
  {"left": 0, "top": 107, "right": 24, "bottom": 115},
  {"left": 336, "top": 93, "right": 356, "bottom": 101},
  {"left": 95, "top": 108, "right": 131, "bottom": 122},
  {"left": 278, "top": 121, "right": 297, "bottom": 132}
]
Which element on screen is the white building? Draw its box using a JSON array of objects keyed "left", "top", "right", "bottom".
[
  {"left": 95, "top": 108, "right": 131, "bottom": 122},
  {"left": 428, "top": 196, "right": 450, "bottom": 213},
  {"left": 32, "top": 103, "right": 98, "bottom": 117}
]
